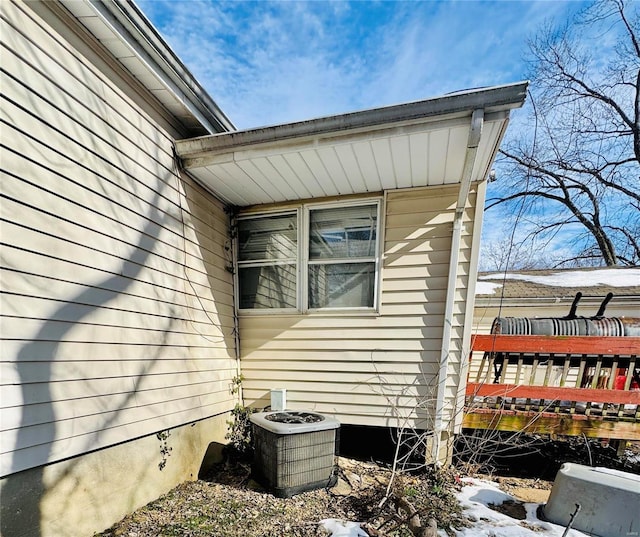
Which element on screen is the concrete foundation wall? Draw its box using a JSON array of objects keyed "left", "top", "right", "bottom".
[{"left": 0, "top": 412, "right": 229, "bottom": 537}]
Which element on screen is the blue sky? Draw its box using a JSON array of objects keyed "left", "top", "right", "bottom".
[
  {"left": 138, "top": 0, "right": 587, "bottom": 130},
  {"left": 137, "top": 0, "right": 607, "bottom": 269}
]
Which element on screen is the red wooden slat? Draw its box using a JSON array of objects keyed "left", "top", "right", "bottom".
[
  {"left": 471, "top": 334, "right": 640, "bottom": 355},
  {"left": 466, "top": 382, "right": 640, "bottom": 405}
]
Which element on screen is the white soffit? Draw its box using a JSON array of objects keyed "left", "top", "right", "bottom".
[
  {"left": 176, "top": 83, "right": 528, "bottom": 207},
  {"left": 59, "top": 0, "right": 234, "bottom": 135}
]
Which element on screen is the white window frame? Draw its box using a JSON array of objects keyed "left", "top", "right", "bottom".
[
  {"left": 235, "top": 209, "right": 302, "bottom": 314},
  {"left": 236, "top": 198, "right": 382, "bottom": 314},
  {"left": 303, "top": 199, "right": 381, "bottom": 313}
]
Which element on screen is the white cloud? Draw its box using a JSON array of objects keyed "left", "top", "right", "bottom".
[
  {"left": 137, "top": 0, "right": 587, "bottom": 129},
  {"left": 137, "top": 0, "right": 611, "bottom": 269}
]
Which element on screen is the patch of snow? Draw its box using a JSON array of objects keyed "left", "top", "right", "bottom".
[
  {"left": 319, "top": 518, "right": 368, "bottom": 537},
  {"left": 446, "top": 478, "right": 589, "bottom": 537},
  {"left": 475, "top": 281, "right": 503, "bottom": 295},
  {"left": 479, "top": 268, "right": 640, "bottom": 288}
]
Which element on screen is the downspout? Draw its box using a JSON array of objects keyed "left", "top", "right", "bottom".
[{"left": 432, "top": 109, "right": 484, "bottom": 463}]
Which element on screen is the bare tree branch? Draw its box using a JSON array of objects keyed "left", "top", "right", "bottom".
[{"left": 487, "top": 0, "right": 640, "bottom": 268}]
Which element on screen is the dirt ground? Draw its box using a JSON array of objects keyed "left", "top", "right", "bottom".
[
  {"left": 95, "top": 438, "right": 638, "bottom": 537},
  {"left": 96, "top": 457, "right": 468, "bottom": 537},
  {"left": 492, "top": 476, "right": 552, "bottom": 504}
]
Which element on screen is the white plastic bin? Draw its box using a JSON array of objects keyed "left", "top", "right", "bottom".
[{"left": 543, "top": 463, "right": 640, "bottom": 537}]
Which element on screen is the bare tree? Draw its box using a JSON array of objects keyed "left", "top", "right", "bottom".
[{"left": 488, "top": 0, "right": 640, "bottom": 267}]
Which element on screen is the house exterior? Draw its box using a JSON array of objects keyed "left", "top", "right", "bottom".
[
  {"left": 473, "top": 267, "right": 640, "bottom": 333},
  {"left": 176, "top": 84, "right": 527, "bottom": 463},
  {"left": 471, "top": 267, "right": 640, "bottom": 384},
  {"left": 1, "top": 1, "right": 236, "bottom": 536},
  {"left": 0, "top": 0, "right": 526, "bottom": 535}
]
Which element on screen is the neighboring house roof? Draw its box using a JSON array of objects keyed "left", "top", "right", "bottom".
[
  {"left": 475, "top": 267, "right": 640, "bottom": 310},
  {"left": 175, "top": 82, "right": 528, "bottom": 207},
  {"left": 58, "top": 0, "right": 234, "bottom": 135}
]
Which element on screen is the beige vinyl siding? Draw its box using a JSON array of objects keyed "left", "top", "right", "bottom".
[
  {"left": 240, "top": 184, "right": 479, "bottom": 430},
  {"left": 0, "top": 1, "right": 236, "bottom": 476}
]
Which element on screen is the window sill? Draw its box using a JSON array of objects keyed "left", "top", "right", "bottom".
[{"left": 238, "top": 309, "right": 381, "bottom": 318}]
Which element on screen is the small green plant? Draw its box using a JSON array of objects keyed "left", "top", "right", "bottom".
[
  {"left": 404, "top": 486, "right": 418, "bottom": 498},
  {"left": 225, "top": 404, "right": 256, "bottom": 458},
  {"left": 230, "top": 374, "right": 244, "bottom": 395}
]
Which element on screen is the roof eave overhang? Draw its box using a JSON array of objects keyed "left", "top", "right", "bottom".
[
  {"left": 58, "top": 0, "right": 234, "bottom": 135},
  {"left": 175, "top": 82, "right": 528, "bottom": 207},
  {"left": 178, "top": 82, "right": 527, "bottom": 159}
]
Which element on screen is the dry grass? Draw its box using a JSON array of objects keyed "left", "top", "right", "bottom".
[{"left": 95, "top": 457, "right": 468, "bottom": 537}]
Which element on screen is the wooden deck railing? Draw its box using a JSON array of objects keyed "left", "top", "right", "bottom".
[{"left": 464, "top": 335, "right": 640, "bottom": 440}]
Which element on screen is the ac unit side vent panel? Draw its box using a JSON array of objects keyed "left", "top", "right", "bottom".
[{"left": 250, "top": 411, "right": 340, "bottom": 498}]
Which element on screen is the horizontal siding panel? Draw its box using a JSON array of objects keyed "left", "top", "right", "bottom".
[
  {"left": 1, "top": 1, "right": 177, "bottom": 146},
  {"left": 2, "top": 292, "right": 234, "bottom": 332},
  {"left": 239, "top": 314, "right": 456, "bottom": 330},
  {"left": 241, "top": 326, "right": 446, "bottom": 341},
  {"left": 383, "top": 249, "right": 471, "bottom": 267},
  {"left": 1, "top": 44, "right": 174, "bottom": 169},
  {"left": 242, "top": 380, "right": 429, "bottom": 398},
  {"left": 380, "top": 302, "right": 464, "bottom": 316},
  {"left": 382, "top": 262, "right": 458, "bottom": 279},
  {"left": 1, "top": 339, "right": 235, "bottom": 365},
  {"left": 1, "top": 379, "right": 235, "bottom": 431},
  {"left": 245, "top": 396, "right": 433, "bottom": 420},
  {"left": 241, "top": 360, "right": 439, "bottom": 375},
  {"left": 247, "top": 390, "right": 438, "bottom": 409},
  {"left": 385, "top": 200, "right": 474, "bottom": 219},
  {"left": 2, "top": 370, "right": 235, "bottom": 408},
  {"left": 1, "top": 357, "right": 236, "bottom": 385},
  {"left": 383, "top": 236, "right": 463, "bottom": 257},
  {"left": 382, "top": 290, "right": 470, "bottom": 306},
  {"left": 382, "top": 275, "right": 465, "bottom": 292},
  {"left": 1, "top": 1, "right": 238, "bottom": 477},
  {"left": 1, "top": 266, "right": 234, "bottom": 325},
  {"left": 0, "top": 317, "right": 234, "bottom": 348},
  {"left": 239, "top": 349, "right": 440, "bottom": 362},
  {"left": 241, "top": 338, "right": 455, "bottom": 353},
  {"left": 1, "top": 53, "right": 174, "bottom": 182},
  {"left": 1, "top": 398, "right": 231, "bottom": 476},
  {"left": 240, "top": 186, "right": 477, "bottom": 430},
  {"left": 0, "top": 222, "right": 232, "bottom": 302},
  {"left": 1, "top": 248, "right": 233, "bottom": 319},
  {"left": 0, "top": 95, "right": 174, "bottom": 210},
  {"left": 1, "top": 177, "right": 231, "bottom": 294},
  {"left": 385, "top": 184, "right": 459, "bottom": 203},
  {"left": 0, "top": 203, "right": 218, "bottom": 294},
  {"left": 0, "top": 150, "right": 230, "bottom": 264},
  {"left": 385, "top": 227, "right": 472, "bottom": 248}
]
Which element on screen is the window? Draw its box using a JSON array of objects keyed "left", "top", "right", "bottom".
[
  {"left": 237, "top": 212, "right": 298, "bottom": 310},
  {"left": 237, "top": 201, "right": 380, "bottom": 312}
]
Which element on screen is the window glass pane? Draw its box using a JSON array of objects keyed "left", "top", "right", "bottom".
[
  {"left": 238, "top": 214, "right": 297, "bottom": 262},
  {"left": 239, "top": 265, "right": 297, "bottom": 309},
  {"left": 309, "top": 263, "right": 375, "bottom": 308},
  {"left": 309, "top": 205, "right": 377, "bottom": 260}
]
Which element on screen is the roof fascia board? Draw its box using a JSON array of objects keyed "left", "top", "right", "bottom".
[
  {"left": 180, "top": 113, "right": 511, "bottom": 170},
  {"left": 476, "top": 296, "right": 640, "bottom": 307},
  {"left": 176, "top": 82, "right": 527, "bottom": 159},
  {"left": 68, "top": 0, "right": 234, "bottom": 133}
]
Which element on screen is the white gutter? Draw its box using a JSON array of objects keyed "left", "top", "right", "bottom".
[
  {"left": 432, "top": 108, "right": 484, "bottom": 462},
  {"left": 59, "top": 0, "right": 235, "bottom": 134},
  {"left": 176, "top": 82, "right": 528, "bottom": 159}
]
